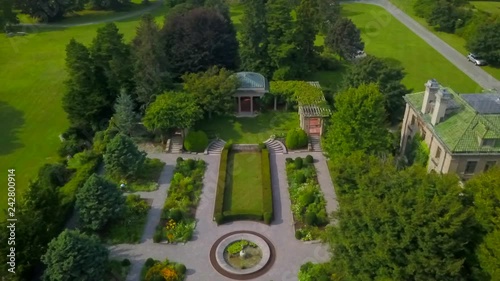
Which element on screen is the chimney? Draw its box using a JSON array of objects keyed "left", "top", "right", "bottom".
[
  {"left": 431, "top": 88, "right": 451, "bottom": 125},
  {"left": 422, "top": 79, "right": 440, "bottom": 114}
]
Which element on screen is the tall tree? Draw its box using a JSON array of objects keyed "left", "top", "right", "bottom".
[
  {"left": 239, "top": 0, "right": 272, "bottom": 77},
  {"left": 325, "top": 17, "right": 364, "bottom": 60},
  {"left": 467, "top": 21, "right": 500, "bottom": 66},
  {"left": 316, "top": 0, "right": 341, "bottom": 34},
  {"left": 294, "top": 0, "right": 318, "bottom": 74},
  {"left": 112, "top": 89, "right": 138, "bottom": 135},
  {"left": 104, "top": 134, "right": 146, "bottom": 180},
  {"left": 132, "top": 13, "right": 170, "bottom": 108},
  {"left": 41, "top": 230, "right": 108, "bottom": 281},
  {"left": 76, "top": 174, "right": 125, "bottom": 231},
  {"left": 204, "top": 0, "right": 230, "bottom": 19},
  {"left": 182, "top": 66, "right": 239, "bottom": 118},
  {"left": 328, "top": 155, "right": 476, "bottom": 280},
  {"left": 0, "top": 0, "right": 17, "bottom": 30},
  {"left": 142, "top": 91, "right": 202, "bottom": 140},
  {"left": 322, "top": 83, "right": 391, "bottom": 158},
  {"left": 63, "top": 39, "right": 107, "bottom": 131},
  {"left": 343, "top": 55, "right": 411, "bottom": 123},
  {"left": 161, "top": 7, "right": 239, "bottom": 78},
  {"left": 467, "top": 167, "right": 500, "bottom": 280},
  {"left": 90, "top": 23, "right": 133, "bottom": 116},
  {"left": 265, "top": 0, "right": 297, "bottom": 80}
]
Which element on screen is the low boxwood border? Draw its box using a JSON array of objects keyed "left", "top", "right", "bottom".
[
  {"left": 213, "top": 148, "right": 229, "bottom": 224},
  {"left": 261, "top": 148, "right": 273, "bottom": 224}
]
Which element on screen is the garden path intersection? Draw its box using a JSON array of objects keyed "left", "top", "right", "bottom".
[{"left": 109, "top": 152, "right": 337, "bottom": 281}]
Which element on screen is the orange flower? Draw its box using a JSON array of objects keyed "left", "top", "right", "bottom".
[{"left": 161, "top": 267, "right": 178, "bottom": 280}]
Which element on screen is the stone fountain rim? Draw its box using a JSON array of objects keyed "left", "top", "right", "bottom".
[{"left": 216, "top": 234, "right": 270, "bottom": 275}]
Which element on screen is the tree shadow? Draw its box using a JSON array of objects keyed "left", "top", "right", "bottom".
[{"left": 0, "top": 101, "right": 25, "bottom": 155}]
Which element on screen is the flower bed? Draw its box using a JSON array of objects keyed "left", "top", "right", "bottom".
[
  {"left": 140, "top": 258, "right": 186, "bottom": 281},
  {"left": 154, "top": 158, "right": 206, "bottom": 243},
  {"left": 285, "top": 156, "right": 328, "bottom": 241}
]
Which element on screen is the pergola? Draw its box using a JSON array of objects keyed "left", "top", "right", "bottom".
[
  {"left": 234, "top": 72, "right": 270, "bottom": 114},
  {"left": 298, "top": 82, "right": 331, "bottom": 136}
]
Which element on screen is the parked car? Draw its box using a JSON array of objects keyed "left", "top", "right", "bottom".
[
  {"left": 353, "top": 50, "right": 366, "bottom": 59},
  {"left": 467, "top": 53, "right": 487, "bottom": 66}
]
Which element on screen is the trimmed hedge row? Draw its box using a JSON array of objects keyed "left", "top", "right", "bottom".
[
  {"left": 222, "top": 210, "right": 263, "bottom": 222},
  {"left": 261, "top": 148, "right": 273, "bottom": 224},
  {"left": 213, "top": 148, "right": 229, "bottom": 224}
]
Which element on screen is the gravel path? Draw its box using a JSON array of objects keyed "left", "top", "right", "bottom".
[
  {"left": 109, "top": 152, "right": 335, "bottom": 281},
  {"left": 344, "top": 0, "right": 500, "bottom": 92}
]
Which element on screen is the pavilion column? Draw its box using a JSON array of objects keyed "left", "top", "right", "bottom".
[
  {"left": 274, "top": 96, "right": 277, "bottom": 110},
  {"left": 250, "top": 96, "right": 253, "bottom": 113}
]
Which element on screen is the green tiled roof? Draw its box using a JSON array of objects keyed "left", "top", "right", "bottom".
[
  {"left": 236, "top": 72, "right": 270, "bottom": 92},
  {"left": 405, "top": 88, "right": 500, "bottom": 153}
]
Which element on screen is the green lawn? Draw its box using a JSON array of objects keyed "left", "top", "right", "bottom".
[
  {"left": 196, "top": 112, "right": 299, "bottom": 144},
  {"left": 223, "top": 152, "right": 263, "bottom": 212},
  {"left": 0, "top": 7, "right": 168, "bottom": 215},
  {"left": 387, "top": 0, "right": 500, "bottom": 80},
  {"left": 340, "top": 3, "right": 481, "bottom": 93}
]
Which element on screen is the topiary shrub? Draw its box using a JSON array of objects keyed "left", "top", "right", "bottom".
[
  {"left": 285, "top": 128, "right": 308, "bottom": 149},
  {"left": 263, "top": 212, "right": 272, "bottom": 225},
  {"left": 121, "top": 258, "right": 131, "bottom": 266},
  {"left": 183, "top": 130, "right": 209, "bottom": 152},
  {"left": 168, "top": 208, "right": 182, "bottom": 222},
  {"left": 145, "top": 258, "right": 156, "bottom": 268},
  {"left": 176, "top": 157, "right": 184, "bottom": 164},
  {"left": 174, "top": 263, "right": 186, "bottom": 274},
  {"left": 214, "top": 213, "right": 224, "bottom": 225},
  {"left": 305, "top": 212, "right": 317, "bottom": 226},
  {"left": 153, "top": 230, "right": 162, "bottom": 243},
  {"left": 295, "top": 230, "right": 303, "bottom": 240},
  {"left": 304, "top": 155, "right": 314, "bottom": 164},
  {"left": 285, "top": 157, "right": 294, "bottom": 164},
  {"left": 186, "top": 158, "right": 196, "bottom": 170},
  {"left": 294, "top": 157, "right": 303, "bottom": 169},
  {"left": 295, "top": 172, "right": 306, "bottom": 184}
]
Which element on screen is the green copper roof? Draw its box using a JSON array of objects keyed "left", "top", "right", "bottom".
[
  {"left": 236, "top": 72, "right": 270, "bottom": 92},
  {"left": 405, "top": 87, "right": 500, "bottom": 153}
]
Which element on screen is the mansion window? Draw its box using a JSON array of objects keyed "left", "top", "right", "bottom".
[
  {"left": 435, "top": 147, "right": 441, "bottom": 160},
  {"left": 465, "top": 161, "right": 478, "bottom": 174},
  {"left": 411, "top": 115, "right": 416, "bottom": 125}
]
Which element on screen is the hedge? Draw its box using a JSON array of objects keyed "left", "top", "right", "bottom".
[
  {"left": 183, "top": 130, "right": 209, "bottom": 152},
  {"left": 213, "top": 148, "right": 228, "bottom": 224},
  {"left": 261, "top": 148, "right": 273, "bottom": 224},
  {"left": 222, "top": 210, "right": 264, "bottom": 222}
]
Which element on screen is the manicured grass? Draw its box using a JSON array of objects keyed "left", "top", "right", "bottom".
[
  {"left": 387, "top": 0, "right": 500, "bottom": 80},
  {"left": 196, "top": 112, "right": 299, "bottom": 144},
  {"left": 224, "top": 152, "right": 263, "bottom": 212},
  {"left": 0, "top": 7, "right": 168, "bottom": 216},
  {"left": 341, "top": 3, "right": 481, "bottom": 93}
]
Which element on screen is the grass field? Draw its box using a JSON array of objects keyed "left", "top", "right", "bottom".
[
  {"left": 341, "top": 3, "right": 480, "bottom": 92},
  {"left": 0, "top": 6, "right": 168, "bottom": 215},
  {"left": 223, "top": 152, "right": 263, "bottom": 212},
  {"left": 387, "top": 0, "right": 500, "bottom": 80},
  {"left": 196, "top": 112, "right": 299, "bottom": 144}
]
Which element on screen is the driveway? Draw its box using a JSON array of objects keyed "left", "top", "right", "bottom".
[
  {"left": 344, "top": 0, "right": 500, "bottom": 92},
  {"left": 109, "top": 152, "right": 332, "bottom": 281}
]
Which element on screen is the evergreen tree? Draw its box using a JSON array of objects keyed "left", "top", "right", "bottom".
[
  {"left": 266, "top": 0, "right": 297, "bottom": 80},
  {"left": 325, "top": 17, "right": 364, "bottom": 60},
  {"left": 41, "top": 230, "right": 108, "bottom": 281},
  {"left": 76, "top": 174, "right": 125, "bottom": 231},
  {"left": 104, "top": 134, "right": 146, "bottom": 180},
  {"left": 239, "top": 0, "right": 272, "bottom": 77},
  {"left": 0, "top": 0, "right": 17, "bottom": 30},
  {"left": 316, "top": 0, "right": 341, "bottom": 34},
  {"left": 322, "top": 83, "right": 391, "bottom": 158},
  {"left": 112, "top": 89, "right": 138, "bottom": 135},
  {"left": 132, "top": 13, "right": 170, "bottom": 108},
  {"left": 294, "top": 0, "right": 318, "bottom": 74},
  {"left": 204, "top": 0, "right": 230, "bottom": 19},
  {"left": 63, "top": 39, "right": 107, "bottom": 131}
]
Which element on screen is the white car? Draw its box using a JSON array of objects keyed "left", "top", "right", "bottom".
[{"left": 467, "top": 53, "right": 487, "bottom": 66}]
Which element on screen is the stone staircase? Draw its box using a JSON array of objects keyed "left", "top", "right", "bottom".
[
  {"left": 309, "top": 135, "right": 322, "bottom": 152},
  {"left": 170, "top": 135, "right": 183, "bottom": 154},
  {"left": 264, "top": 137, "right": 287, "bottom": 154},
  {"left": 205, "top": 139, "right": 226, "bottom": 155}
]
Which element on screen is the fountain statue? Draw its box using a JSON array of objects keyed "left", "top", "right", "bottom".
[{"left": 239, "top": 249, "right": 247, "bottom": 258}]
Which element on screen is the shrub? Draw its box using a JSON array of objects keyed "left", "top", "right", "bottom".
[
  {"left": 121, "top": 259, "right": 131, "bottom": 266},
  {"left": 168, "top": 208, "right": 183, "bottom": 222},
  {"left": 305, "top": 212, "right": 317, "bottom": 226},
  {"left": 174, "top": 263, "right": 186, "bottom": 274},
  {"left": 263, "top": 212, "right": 272, "bottom": 225},
  {"left": 186, "top": 158, "right": 196, "bottom": 170},
  {"left": 183, "top": 130, "right": 209, "bottom": 152},
  {"left": 261, "top": 148, "right": 273, "bottom": 223},
  {"left": 304, "top": 155, "right": 314, "bottom": 164},
  {"left": 224, "top": 139, "right": 233, "bottom": 150},
  {"left": 176, "top": 157, "right": 183, "bottom": 164},
  {"left": 213, "top": 149, "right": 228, "bottom": 224},
  {"left": 222, "top": 210, "right": 263, "bottom": 221},
  {"left": 295, "top": 157, "right": 303, "bottom": 169},
  {"left": 145, "top": 258, "right": 156, "bottom": 268},
  {"left": 285, "top": 157, "right": 294, "bottom": 164},
  {"left": 258, "top": 143, "right": 266, "bottom": 150},
  {"left": 153, "top": 230, "right": 162, "bottom": 243},
  {"left": 295, "top": 172, "right": 306, "bottom": 184},
  {"left": 295, "top": 230, "right": 303, "bottom": 240},
  {"left": 286, "top": 128, "right": 308, "bottom": 149}
]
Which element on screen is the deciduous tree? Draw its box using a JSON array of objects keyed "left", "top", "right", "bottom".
[
  {"left": 343, "top": 55, "right": 411, "bottom": 123},
  {"left": 76, "top": 173, "right": 125, "bottom": 231},
  {"left": 322, "top": 83, "right": 391, "bottom": 158},
  {"left": 41, "top": 230, "right": 108, "bottom": 281},
  {"left": 161, "top": 7, "right": 239, "bottom": 78},
  {"left": 316, "top": 0, "right": 341, "bottom": 34},
  {"left": 294, "top": 0, "right": 318, "bottom": 74},
  {"left": 467, "top": 21, "right": 500, "bottom": 66},
  {"left": 142, "top": 92, "right": 202, "bottom": 140},
  {"left": 103, "top": 134, "right": 146, "bottom": 180},
  {"left": 182, "top": 66, "right": 239, "bottom": 118},
  {"left": 132, "top": 13, "right": 170, "bottom": 108},
  {"left": 325, "top": 17, "right": 364, "bottom": 60}
]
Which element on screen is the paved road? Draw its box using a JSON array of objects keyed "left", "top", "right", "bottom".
[
  {"left": 344, "top": 0, "right": 500, "bottom": 92},
  {"left": 109, "top": 152, "right": 334, "bottom": 281}
]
